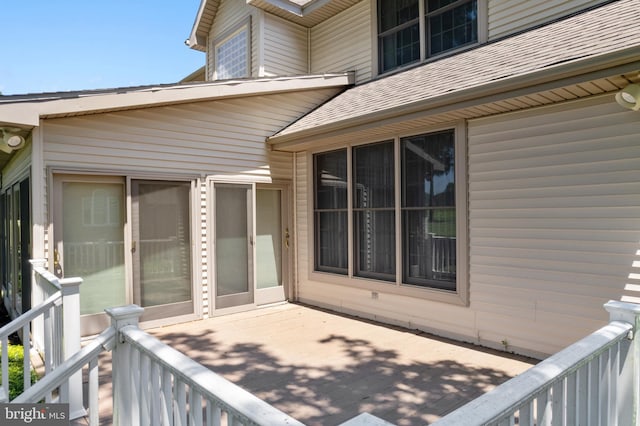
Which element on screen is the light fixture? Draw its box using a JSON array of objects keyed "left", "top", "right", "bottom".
[
  {"left": 615, "top": 83, "right": 640, "bottom": 111},
  {"left": 0, "top": 128, "right": 27, "bottom": 154},
  {"left": 6, "top": 134, "right": 25, "bottom": 150}
]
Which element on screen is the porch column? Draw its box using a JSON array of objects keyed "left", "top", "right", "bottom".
[
  {"left": 59, "top": 277, "right": 85, "bottom": 420},
  {"left": 604, "top": 300, "right": 640, "bottom": 426},
  {"left": 106, "top": 305, "right": 144, "bottom": 426}
]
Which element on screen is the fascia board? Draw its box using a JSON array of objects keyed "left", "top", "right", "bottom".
[
  {"left": 188, "top": 0, "right": 216, "bottom": 51},
  {"left": 0, "top": 104, "right": 40, "bottom": 128},
  {"left": 1, "top": 73, "right": 353, "bottom": 124}
]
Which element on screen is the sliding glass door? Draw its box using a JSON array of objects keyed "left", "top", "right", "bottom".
[
  {"left": 214, "top": 183, "right": 254, "bottom": 309},
  {"left": 213, "top": 182, "right": 289, "bottom": 310},
  {"left": 132, "top": 180, "right": 193, "bottom": 322},
  {"left": 53, "top": 176, "right": 127, "bottom": 335}
]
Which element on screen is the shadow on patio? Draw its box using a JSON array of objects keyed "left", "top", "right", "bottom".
[{"left": 149, "top": 303, "right": 536, "bottom": 425}]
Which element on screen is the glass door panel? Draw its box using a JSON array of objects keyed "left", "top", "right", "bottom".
[
  {"left": 256, "top": 189, "right": 281, "bottom": 289},
  {"left": 54, "top": 177, "right": 127, "bottom": 335},
  {"left": 255, "top": 186, "right": 288, "bottom": 305},
  {"left": 132, "top": 180, "right": 193, "bottom": 322},
  {"left": 215, "top": 183, "right": 253, "bottom": 309}
]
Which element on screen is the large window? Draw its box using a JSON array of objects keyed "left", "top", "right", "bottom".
[
  {"left": 214, "top": 25, "right": 250, "bottom": 80},
  {"left": 314, "top": 149, "right": 348, "bottom": 274},
  {"left": 312, "top": 128, "right": 462, "bottom": 295},
  {"left": 353, "top": 141, "right": 396, "bottom": 281},
  {"left": 378, "top": 0, "right": 479, "bottom": 73},
  {"left": 401, "top": 131, "right": 456, "bottom": 290}
]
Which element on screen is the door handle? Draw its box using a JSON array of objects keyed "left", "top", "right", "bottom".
[
  {"left": 285, "top": 228, "right": 290, "bottom": 249},
  {"left": 53, "top": 248, "right": 63, "bottom": 278},
  {"left": 131, "top": 240, "right": 137, "bottom": 253}
]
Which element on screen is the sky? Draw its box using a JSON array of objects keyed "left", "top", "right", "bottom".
[{"left": 0, "top": 0, "right": 205, "bottom": 95}]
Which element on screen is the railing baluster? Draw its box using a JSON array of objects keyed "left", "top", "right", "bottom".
[
  {"left": 1, "top": 335, "right": 8, "bottom": 400},
  {"left": 130, "top": 343, "right": 141, "bottom": 426},
  {"left": 551, "top": 380, "right": 564, "bottom": 425},
  {"left": 150, "top": 361, "right": 161, "bottom": 426},
  {"left": 608, "top": 345, "right": 619, "bottom": 426},
  {"left": 576, "top": 364, "right": 588, "bottom": 424},
  {"left": 189, "top": 389, "right": 203, "bottom": 425},
  {"left": 519, "top": 401, "right": 533, "bottom": 426},
  {"left": 536, "top": 389, "right": 551, "bottom": 426},
  {"left": 162, "top": 369, "right": 173, "bottom": 426},
  {"left": 140, "top": 352, "right": 151, "bottom": 425},
  {"left": 209, "top": 401, "right": 222, "bottom": 426},
  {"left": 22, "top": 322, "right": 31, "bottom": 391},
  {"left": 43, "top": 307, "right": 52, "bottom": 377},
  {"left": 88, "top": 357, "right": 99, "bottom": 426},
  {"left": 599, "top": 349, "right": 610, "bottom": 426},
  {"left": 588, "top": 358, "right": 599, "bottom": 426},
  {"left": 566, "top": 371, "right": 577, "bottom": 425},
  {"left": 175, "top": 380, "right": 187, "bottom": 426}
]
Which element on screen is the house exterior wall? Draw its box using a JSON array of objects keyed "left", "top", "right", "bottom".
[
  {"left": 39, "top": 88, "right": 341, "bottom": 319},
  {"left": 487, "top": 0, "right": 611, "bottom": 40},
  {"left": 310, "top": 0, "right": 372, "bottom": 84},
  {"left": 1, "top": 142, "right": 32, "bottom": 190},
  {"left": 202, "top": 0, "right": 610, "bottom": 85},
  {"left": 263, "top": 13, "right": 309, "bottom": 77},
  {"left": 294, "top": 95, "right": 640, "bottom": 358},
  {"left": 206, "top": 0, "right": 257, "bottom": 80}
]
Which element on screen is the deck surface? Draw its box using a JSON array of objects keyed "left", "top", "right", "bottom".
[{"left": 78, "top": 303, "right": 536, "bottom": 425}]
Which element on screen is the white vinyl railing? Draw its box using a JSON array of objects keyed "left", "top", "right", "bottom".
[
  {"left": 7, "top": 284, "right": 640, "bottom": 425},
  {"left": 432, "top": 300, "right": 640, "bottom": 426},
  {"left": 0, "top": 260, "right": 83, "bottom": 417},
  {"left": 17, "top": 305, "right": 306, "bottom": 426},
  {"left": 13, "top": 326, "right": 116, "bottom": 426}
]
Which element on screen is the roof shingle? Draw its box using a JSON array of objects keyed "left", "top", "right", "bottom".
[{"left": 272, "top": 0, "right": 640, "bottom": 139}]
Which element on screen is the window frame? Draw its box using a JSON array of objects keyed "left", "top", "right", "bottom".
[
  {"left": 376, "top": 0, "right": 487, "bottom": 75},
  {"left": 309, "top": 122, "right": 469, "bottom": 306},
  {"left": 212, "top": 19, "right": 251, "bottom": 81}
]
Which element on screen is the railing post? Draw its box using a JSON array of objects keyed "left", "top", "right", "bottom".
[
  {"left": 59, "top": 277, "right": 85, "bottom": 420},
  {"left": 604, "top": 300, "right": 640, "bottom": 426},
  {"left": 28, "top": 259, "right": 47, "bottom": 354},
  {"left": 106, "top": 305, "right": 144, "bottom": 426}
]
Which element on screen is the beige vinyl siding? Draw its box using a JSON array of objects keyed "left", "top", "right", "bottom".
[
  {"left": 310, "top": 0, "right": 372, "bottom": 84},
  {"left": 487, "top": 0, "right": 609, "bottom": 40},
  {"left": 295, "top": 152, "right": 309, "bottom": 279},
  {"left": 467, "top": 95, "right": 640, "bottom": 356},
  {"left": 207, "top": 0, "right": 256, "bottom": 80},
  {"left": 42, "top": 88, "right": 341, "bottom": 321},
  {"left": 263, "top": 13, "right": 308, "bottom": 76},
  {"left": 1, "top": 142, "right": 32, "bottom": 190},
  {"left": 295, "top": 95, "right": 640, "bottom": 358},
  {"left": 41, "top": 91, "right": 341, "bottom": 178}
]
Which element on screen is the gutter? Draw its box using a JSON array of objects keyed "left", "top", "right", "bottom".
[{"left": 267, "top": 45, "right": 640, "bottom": 148}]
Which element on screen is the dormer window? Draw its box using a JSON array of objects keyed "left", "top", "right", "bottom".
[
  {"left": 213, "top": 23, "right": 250, "bottom": 80},
  {"left": 378, "top": 0, "right": 478, "bottom": 74}
]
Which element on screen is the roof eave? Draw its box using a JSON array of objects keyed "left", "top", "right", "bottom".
[
  {"left": 187, "top": 0, "right": 216, "bottom": 51},
  {"left": 0, "top": 73, "right": 354, "bottom": 125},
  {"left": 267, "top": 47, "right": 640, "bottom": 149}
]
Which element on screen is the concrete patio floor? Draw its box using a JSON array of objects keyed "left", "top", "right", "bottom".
[{"left": 141, "top": 302, "right": 537, "bottom": 425}]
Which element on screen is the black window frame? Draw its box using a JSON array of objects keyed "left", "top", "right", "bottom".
[{"left": 378, "top": 0, "right": 479, "bottom": 74}]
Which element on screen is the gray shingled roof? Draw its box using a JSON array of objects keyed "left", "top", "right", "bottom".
[{"left": 272, "top": 0, "right": 640, "bottom": 140}]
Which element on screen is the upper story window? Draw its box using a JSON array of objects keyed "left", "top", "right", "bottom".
[
  {"left": 214, "top": 25, "right": 250, "bottom": 80},
  {"left": 378, "top": 0, "right": 479, "bottom": 74}
]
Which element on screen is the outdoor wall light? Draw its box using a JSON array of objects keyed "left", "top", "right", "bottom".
[
  {"left": 615, "top": 83, "right": 640, "bottom": 111},
  {"left": 0, "top": 128, "right": 26, "bottom": 153}
]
